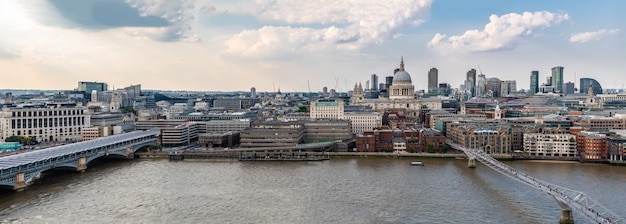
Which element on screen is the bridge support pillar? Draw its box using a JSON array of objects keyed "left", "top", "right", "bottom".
[
  {"left": 14, "top": 173, "right": 26, "bottom": 191},
  {"left": 77, "top": 157, "right": 87, "bottom": 172},
  {"left": 468, "top": 158, "right": 476, "bottom": 168},
  {"left": 559, "top": 209, "right": 574, "bottom": 224},
  {"left": 126, "top": 147, "right": 133, "bottom": 158}
]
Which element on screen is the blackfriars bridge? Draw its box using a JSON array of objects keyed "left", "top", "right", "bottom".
[
  {"left": 448, "top": 140, "right": 623, "bottom": 224},
  {"left": 0, "top": 129, "right": 160, "bottom": 191}
]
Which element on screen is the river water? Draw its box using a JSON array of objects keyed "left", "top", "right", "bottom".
[{"left": 0, "top": 157, "right": 625, "bottom": 224}]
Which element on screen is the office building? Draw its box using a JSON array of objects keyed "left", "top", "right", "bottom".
[
  {"left": 476, "top": 74, "right": 486, "bottom": 97},
  {"left": 385, "top": 76, "right": 393, "bottom": 91},
  {"left": 78, "top": 81, "right": 108, "bottom": 101},
  {"left": 580, "top": 78, "right": 603, "bottom": 95},
  {"left": 428, "top": 68, "right": 438, "bottom": 92},
  {"left": 240, "top": 121, "right": 305, "bottom": 148},
  {"left": 0, "top": 104, "right": 91, "bottom": 142},
  {"left": 485, "top": 78, "right": 502, "bottom": 97},
  {"left": 500, "top": 80, "right": 517, "bottom": 96},
  {"left": 370, "top": 74, "right": 378, "bottom": 91},
  {"left": 564, "top": 82, "right": 575, "bottom": 95},
  {"left": 551, "top": 66, "right": 564, "bottom": 93},
  {"left": 310, "top": 99, "right": 380, "bottom": 134},
  {"left": 250, "top": 87, "right": 256, "bottom": 98},
  {"left": 530, "top": 71, "right": 539, "bottom": 94},
  {"left": 466, "top": 69, "right": 477, "bottom": 97}
]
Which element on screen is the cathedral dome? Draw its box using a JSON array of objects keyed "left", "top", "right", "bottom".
[
  {"left": 392, "top": 56, "right": 412, "bottom": 85},
  {"left": 393, "top": 70, "right": 412, "bottom": 84},
  {"left": 388, "top": 56, "right": 415, "bottom": 100}
]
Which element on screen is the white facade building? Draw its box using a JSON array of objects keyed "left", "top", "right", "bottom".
[
  {"left": 310, "top": 99, "right": 380, "bottom": 134},
  {"left": 310, "top": 99, "right": 344, "bottom": 119},
  {"left": 344, "top": 112, "right": 382, "bottom": 134},
  {"left": 523, "top": 133, "right": 577, "bottom": 157},
  {"left": 0, "top": 105, "right": 91, "bottom": 142}
]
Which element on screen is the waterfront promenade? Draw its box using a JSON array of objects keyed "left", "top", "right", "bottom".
[{"left": 135, "top": 151, "right": 484, "bottom": 159}]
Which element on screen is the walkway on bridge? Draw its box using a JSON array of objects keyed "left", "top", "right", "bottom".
[{"left": 447, "top": 140, "right": 623, "bottom": 224}]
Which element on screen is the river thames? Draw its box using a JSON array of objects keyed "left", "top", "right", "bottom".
[{"left": 1, "top": 157, "right": 625, "bottom": 224}]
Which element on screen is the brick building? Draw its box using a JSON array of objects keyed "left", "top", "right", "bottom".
[
  {"left": 355, "top": 128, "right": 419, "bottom": 152},
  {"left": 576, "top": 131, "right": 608, "bottom": 161}
]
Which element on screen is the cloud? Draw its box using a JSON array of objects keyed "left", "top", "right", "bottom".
[
  {"left": 221, "top": 0, "right": 432, "bottom": 58},
  {"left": 46, "top": 0, "right": 170, "bottom": 29},
  {"left": 428, "top": 11, "right": 569, "bottom": 53},
  {"left": 0, "top": 48, "right": 19, "bottom": 59},
  {"left": 569, "top": 29, "right": 620, "bottom": 43},
  {"left": 43, "top": 0, "right": 204, "bottom": 42}
]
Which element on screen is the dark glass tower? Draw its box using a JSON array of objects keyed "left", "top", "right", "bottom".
[
  {"left": 530, "top": 71, "right": 539, "bottom": 94},
  {"left": 551, "top": 66, "right": 564, "bottom": 93},
  {"left": 580, "top": 78, "right": 603, "bottom": 95},
  {"left": 428, "top": 68, "right": 438, "bottom": 92}
]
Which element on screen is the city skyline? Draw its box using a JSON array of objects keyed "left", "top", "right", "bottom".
[{"left": 1, "top": 1, "right": 624, "bottom": 92}]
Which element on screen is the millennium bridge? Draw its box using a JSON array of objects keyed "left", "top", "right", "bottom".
[
  {"left": 448, "top": 140, "right": 623, "bottom": 224},
  {"left": 0, "top": 129, "right": 160, "bottom": 191}
]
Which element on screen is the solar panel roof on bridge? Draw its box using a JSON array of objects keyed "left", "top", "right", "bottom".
[{"left": 0, "top": 129, "right": 159, "bottom": 170}]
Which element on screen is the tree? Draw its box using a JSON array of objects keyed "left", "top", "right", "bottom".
[
  {"left": 425, "top": 143, "right": 435, "bottom": 153},
  {"left": 5, "top": 136, "right": 20, "bottom": 142},
  {"left": 122, "top": 107, "right": 136, "bottom": 114},
  {"left": 4, "top": 136, "right": 37, "bottom": 145},
  {"left": 442, "top": 144, "right": 451, "bottom": 153},
  {"left": 296, "top": 106, "right": 308, "bottom": 113}
]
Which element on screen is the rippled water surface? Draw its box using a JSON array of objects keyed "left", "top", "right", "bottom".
[{"left": 1, "top": 158, "right": 625, "bottom": 224}]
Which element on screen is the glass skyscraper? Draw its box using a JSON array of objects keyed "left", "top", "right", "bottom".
[
  {"left": 530, "top": 71, "right": 539, "bottom": 94},
  {"left": 580, "top": 78, "right": 603, "bottom": 95},
  {"left": 551, "top": 66, "right": 564, "bottom": 93},
  {"left": 428, "top": 68, "right": 438, "bottom": 92}
]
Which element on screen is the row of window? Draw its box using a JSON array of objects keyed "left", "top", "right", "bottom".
[
  {"left": 10, "top": 109, "right": 85, "bottom": 117},
  {"left": 10, "top": 117, "right": 86, "bottom": 129},
  {"left": 11, "top": 127, "right": 82, "bottom": 136}
]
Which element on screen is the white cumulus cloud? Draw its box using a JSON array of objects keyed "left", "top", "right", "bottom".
[
  {"left": 125, "top": 0, "right": 206, "bottom": 42},
  {"left": 221, "top": 0, "right": 432, "bottom": 58},
  {"left": 569, "top": 29, "right": 620, "bottom": 43},
  {"left": 428, "top": 11, "right": 569, "bottom": 53}
]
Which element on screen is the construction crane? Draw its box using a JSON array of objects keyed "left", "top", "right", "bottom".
[{"left": 307, "top": 80, "right": 311, "bottom": 98}]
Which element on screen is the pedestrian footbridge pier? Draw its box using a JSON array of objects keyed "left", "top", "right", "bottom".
[
  {"left": 0, "top": 129, "right": 160, "bottom": 191},
  {"left": 448, "top": 140, "right": 623, "bottom": 224}
]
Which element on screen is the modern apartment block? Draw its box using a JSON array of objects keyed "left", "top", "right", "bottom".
[{"left": 523, "top": 127, "right": 577, "bottom": 158}]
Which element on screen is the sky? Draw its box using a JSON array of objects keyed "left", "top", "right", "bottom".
[{"left": 1, "top": 0, "right": 625, "bottom": 92}]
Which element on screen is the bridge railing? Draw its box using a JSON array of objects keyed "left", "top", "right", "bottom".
[{"left": 447, "top": 140, "right": 623, "bottom": 224}]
